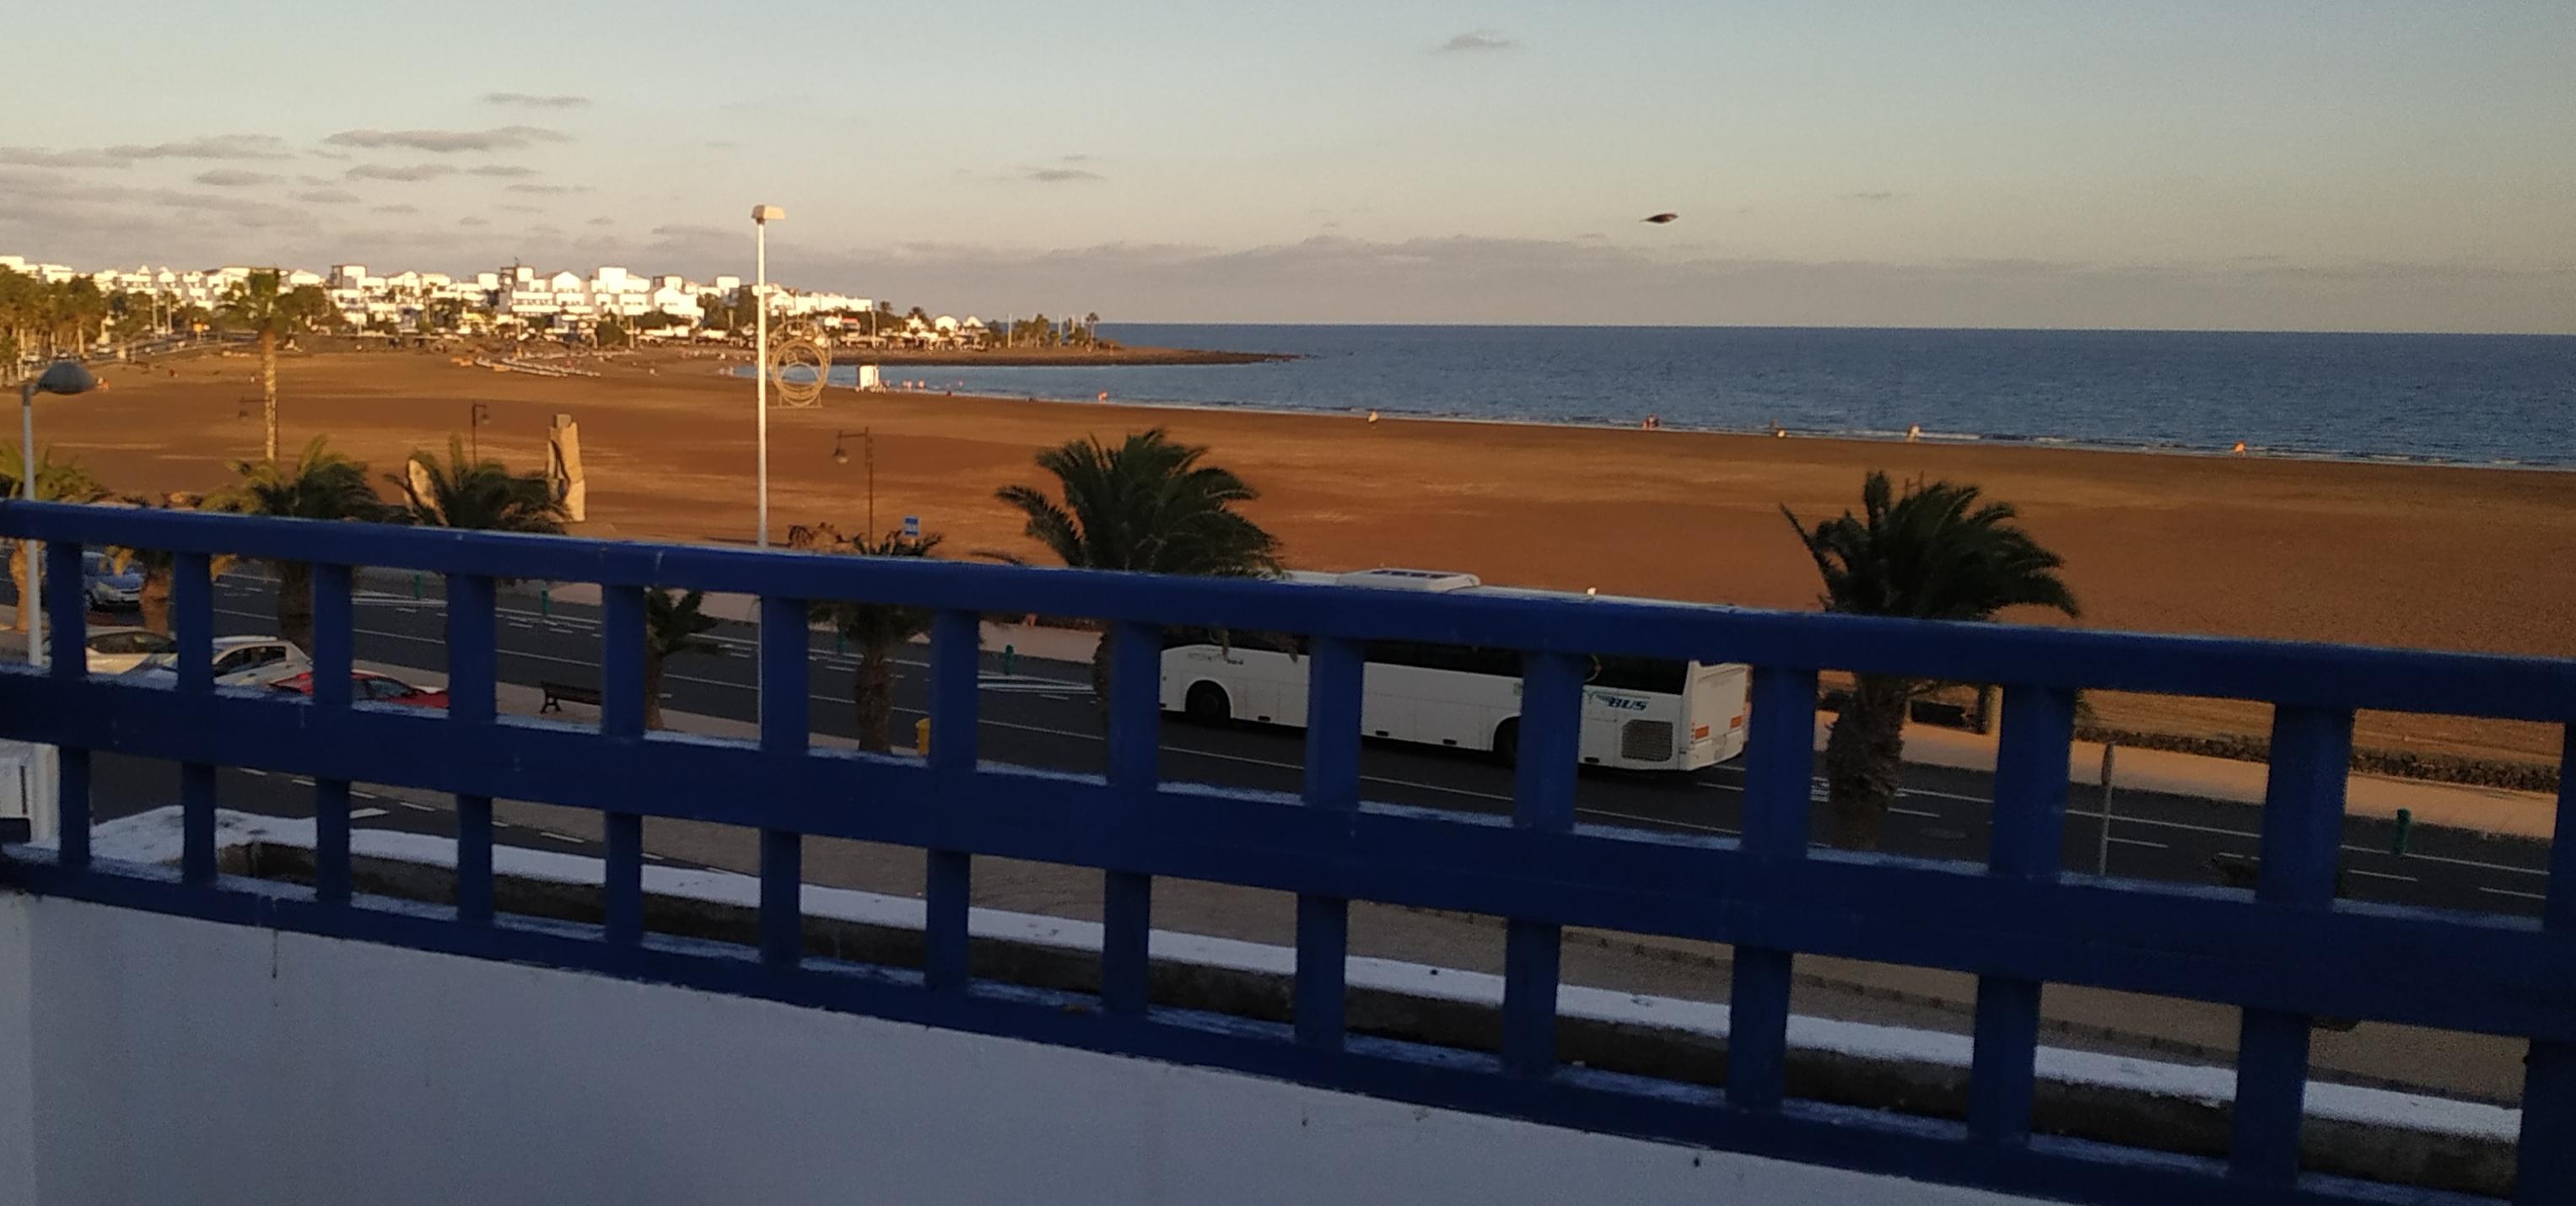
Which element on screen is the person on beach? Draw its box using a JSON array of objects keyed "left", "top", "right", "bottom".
[
  {"left": 1906, "top": 423, "right": 1921, "bottom": 442},
  {"left": 1366, "top": 409, "right": 1380, "bottom": 424}
]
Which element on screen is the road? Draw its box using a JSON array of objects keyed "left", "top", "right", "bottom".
[{"left": 52, "top": 570, "right": 2556, "bottom": 919}]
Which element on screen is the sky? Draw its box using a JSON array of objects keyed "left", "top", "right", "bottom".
[{"left": 3, "top": 2, "right": 2571, "bottom": 331}]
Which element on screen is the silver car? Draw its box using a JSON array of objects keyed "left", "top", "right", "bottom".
[{"left": 123, "top": 636, "right": 313, "bottom": 688}]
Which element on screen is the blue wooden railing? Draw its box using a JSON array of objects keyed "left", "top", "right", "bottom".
[{"left": 1, "top": 502, "right": 2570, "bottom": 1205}]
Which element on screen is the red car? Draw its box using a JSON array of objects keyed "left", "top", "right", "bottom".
[{"left": 269, "top": 670, "right": 450, "bottom": 709}]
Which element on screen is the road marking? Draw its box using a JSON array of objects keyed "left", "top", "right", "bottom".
[
  {"left": 2110, "top": 837, "right": 2169, "bottom": 850},
  {"left": 241, "top": 767, "right": 269, "bottom": 777},
  {"left": 536, "top": 831, "right": 583, "bottom": 843},
  {"left": 2345, "top": 868, "right": 2418, "bottom": 884},
  {"left": 396, "top": 800, "right": 434, "bottom": 811},
  {"left": 1889, "top": 806, "right": 1939, "bottom": 819},
  {"left": 2479, "top": 886, "right": 2546, "bottom": 902},
  {"left": 350, "top": 807, "right": 389, "bottom": 821}
]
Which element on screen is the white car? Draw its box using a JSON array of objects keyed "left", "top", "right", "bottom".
[
  {"left": 123, "top": 637, "right": 314, "bottom": 688},
  {"left": 84, "top": 627, "right": 179, "bottom": 675}
]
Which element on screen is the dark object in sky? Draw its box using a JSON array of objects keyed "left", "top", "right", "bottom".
[{"left": 1641, "top": 213, "right": 1679, "bottom": 223}]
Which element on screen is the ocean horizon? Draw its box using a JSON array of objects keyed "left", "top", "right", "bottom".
[{"left": 811, "top": 324, "right": 2576, "bottom": 470}]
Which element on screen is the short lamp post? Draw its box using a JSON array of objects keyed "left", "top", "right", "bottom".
[{"left": 16, "top": 360, "right": 100, "bottom": 845}]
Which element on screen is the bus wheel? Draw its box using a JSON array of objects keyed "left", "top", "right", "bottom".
[
  {"left": 1492, "top": 718, "right": 1520, "bottom": 766},
  {"left": 1185, "top": 681, "right": 1232, "bottom": 725}
]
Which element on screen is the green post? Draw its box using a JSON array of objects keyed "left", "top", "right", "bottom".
[
  {"left": 835, "top": 630, "right": 846, "bottom": 655},
  {"left": 1004, "top": 643, "right": 1016, "bottom": 676},
  {"left": 2392, "top": 808, "right": 2412, "bottom": 856},
  {"left": 411, "top": 572, "right": 423, "bottom": 601},
  {"left": 540, "top": 584, "right": 552, "bottom": 617}
]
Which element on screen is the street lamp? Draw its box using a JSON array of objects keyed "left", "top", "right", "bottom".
[
  {"left": 752, "top": 203, "right": 784, "bottom": 549},
  {"left": 469, "top": 401, "right": 491, "bottom": 463},
  {"left": 18, "top": 360, "right": 97, "bottom": 848},
  {"left": 19, "top": 361, "right": 100, "bottom": 670}
]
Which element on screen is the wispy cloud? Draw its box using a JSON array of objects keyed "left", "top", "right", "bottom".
[
  {"left": 1025, "top": 167, "right": 1104, "bottom": 183},
  {"left": 496, "top": 202, "right": 541, "bottom": 213},
  {"left": 298, "top": 189, "right": 360, "bottom": 205},
  {"left": 372, "top": 203, "right": 418, "bottom": 214},
  {"left": 346, "top": 163, "right": 459, "bottom": 182},
  {"left": 482, "top": 92, "right": 590, "bottom": 109},
  {"left": 458, "top": 216, "right": 489, "bottom": 227},
  {"left": 1841, "top": 190, "right": 1907, "bottom": 202},
  {"left": 468, "top": 164, "right": 539, "bottom": 179},
  {"left": 102, "top": 134, "right": 294, "bottom": 160},
  {"left": 194, "top": 169, "right": 278, "bottom": 187},
  {"left": 1436, "top": 29, "right": 1516, "bottom": 53},
  {"left": 586, "top": 216, "right": 615, "bottom": 226},
  {"left": 324, "top": 126, "right": 568, "bottom": 153},
  {"left": 0, "top": 147, "right": 125, "bottom": 168},
  {"left": 505, "top": 182, "right": 590, "bottom": 194},
  {"left": 2, "top": 133, "right": 293, "bottom": 168}
]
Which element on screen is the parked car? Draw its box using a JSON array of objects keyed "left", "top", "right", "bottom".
[
  {"left": 122, "top": 636, "right": 313, "bottom": 688},
  {"left": 267, "top": 670, "right": 450, "bottom": 709},
  {"left": 80, "top": 551, "right": 143, "bottom": 611},
  {"left": 83, "top": 627, "right": 178, "bottom": 675}
]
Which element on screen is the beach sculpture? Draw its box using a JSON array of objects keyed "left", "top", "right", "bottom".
[{"left": 547, "top": 412, "right": 587, "bottom": 523}]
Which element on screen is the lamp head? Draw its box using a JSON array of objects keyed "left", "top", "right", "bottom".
[
  {"left": 832, "top": 443, "right": 849, "bottom": 466},
  {"left": 31, "top": 361, "right": 97, "bottom": 397},
  {"left": 752, "top": 204, "right": 785, "bottom": 223}
]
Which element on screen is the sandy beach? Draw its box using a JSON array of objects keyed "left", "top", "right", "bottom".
[{"left": 35, "top": 344, "right": 2576, "bottom": 768}]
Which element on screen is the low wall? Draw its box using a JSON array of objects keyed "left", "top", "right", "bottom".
[{"left": 0, "top": 892, "right": 2039, "bottom": 1206}]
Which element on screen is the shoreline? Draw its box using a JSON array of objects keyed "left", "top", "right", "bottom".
[
  {"left": 806, "top": 377, "right": 2575, "bottom": 476},
  {"left": 830, "top": 345, "right": 1292, "bottom": 368}
]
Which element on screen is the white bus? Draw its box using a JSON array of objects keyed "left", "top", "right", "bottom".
[{"left": 1158, "top": 569, "right": 1750, "bottom": 772}]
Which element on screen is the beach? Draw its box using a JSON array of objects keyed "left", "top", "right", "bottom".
[{"left": 39, "top": 345, "right": 2576, "bottom": 769}]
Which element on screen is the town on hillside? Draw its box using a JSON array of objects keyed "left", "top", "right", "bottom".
[{"left": 0, "top": 253, "right": 1110, "bottom": 365}]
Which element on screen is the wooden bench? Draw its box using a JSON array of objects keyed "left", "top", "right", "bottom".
[{"left": 538, "top": 680, "right": 603, "bottom": 713}]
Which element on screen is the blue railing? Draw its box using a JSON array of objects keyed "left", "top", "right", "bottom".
[{"left": 1, "top": 501, "right": 2570, "bottom": 1205}]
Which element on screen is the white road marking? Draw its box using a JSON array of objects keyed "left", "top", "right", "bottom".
[
  {"left": 2345, "top": 868, "right": 2418, "bottom": 884},
  {"left": 2109, "top": 837, "right": 2169, "bottom": 850},
  {"left": 1889, "top": 806, "right": 1939, "bottom": 819},
  {"left": 2479, "top": 886, "right": 2546, "bottom": 902},
  {"left": 349, "top": 808, "right": 389, "bottom": 821},
  {"left": 537, "top": 831, "right": 583, "bottom": 843}
]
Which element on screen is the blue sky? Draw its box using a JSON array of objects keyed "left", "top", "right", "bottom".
[{"left": 3, "top": 2, "right": 2569, "bottom": 331}]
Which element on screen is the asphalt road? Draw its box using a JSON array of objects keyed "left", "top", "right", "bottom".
[{"left": 46, "top": 569, "right": 2552, "bottom": 919}]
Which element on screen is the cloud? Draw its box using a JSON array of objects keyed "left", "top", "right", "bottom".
[
  {"left": 100, "top": 134, "right": 294, "bottom": 160},
  {"left": 346, "top": 163, "right": 459, "bottom": 182},
  {"left": 324, "top": 126, "right": 568, "bottom": 153},
  {"left": 649, "top": 223, "right": 727, "bottom": 241},
  {"left": 2, "top": 134, "right": 294, "bottom": 168},
  {"left": 469, "top": 164, "right": 539, "bottom": 179},
  {"left": 0, "top": 147, "right": 126, "bottom": 168},
  {"left": 1060, "top": 153, "right": 1096, "bottom": 164},
  {"left": 1842, "top": 191, "right": 1907, "bottom": 202},
  {"left": 298, "top": 189, "right": 361, "bottom": 205},
  {"left": 459, "top": 216, "right": 489, "bottom": 227},
  {"left": 587, "top": 216, "right": 614, "bottom": 226},
  {"left": 483, "top": 92, "right": 590, "bottom": 109},
  {"left": 194, "top": 169, "right": 278, "bottom": 187},
  {"left": 1436, "top": 30, "right": 1515, "bottom": 53},
  {"left": 497, "top": 203, "right": 541, "bottom": 213},
  {"left": 505, "top": 182, "right": 590, "bottom": 194},
  {"left": 1026, "top": 167, "right": 1104, "bottom": 183},
  {"left": 372, "top": 203, "right": 419, "bottom": 214}
]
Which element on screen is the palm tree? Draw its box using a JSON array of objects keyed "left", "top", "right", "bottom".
[
  {"left": 0, "top": 445, "right": 109, "bottom": 633},
  {"left": 641, "top": 588, "right": 721, "bottom": 730},
  {"left": 994, "top": 428, "right": 1281, "bottom": 698},
  {"left": 216, "top": 270, "right": 332, "bottom": 462},
  {"left": 388, "top": 436, "right": 567, "bottom": 535},
  {"left": 106, "top": 493, "right": 234, "bottom": 634},
  {"left": 788, "top": 522, "right": 940, "bottom": 752},
  {"left": 209, "top": 436, "right": 391, "bottom": 650},
  {"left": 1783, "top": 471, "right": 2079, "bottom": 850}
]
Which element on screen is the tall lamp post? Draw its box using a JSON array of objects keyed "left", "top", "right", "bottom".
[
  {"left": 752, "top": 203, "right": 784, "bottom": 549},
  {"left": 17, "top": 360, "right": 100, "bottom": 845}
]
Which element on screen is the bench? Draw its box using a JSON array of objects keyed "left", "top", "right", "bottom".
[{"left": 538, "top": 680, "right": 603, "bottom": 713}]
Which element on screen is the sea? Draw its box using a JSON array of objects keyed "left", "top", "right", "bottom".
[{"left": 816, "top": 326, "right": 2576, "bottom": 470}]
